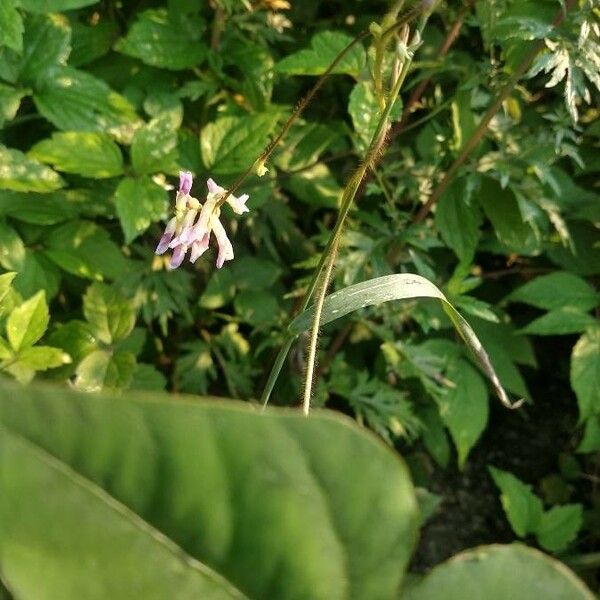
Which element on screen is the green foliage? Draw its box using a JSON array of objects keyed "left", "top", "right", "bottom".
[
  {"left": 571, "top": 327, "right": 600, "bottom": 422},
  {"left": 404, "top": 544, "right": 594, "bottom": 600},
  {"left": 0, "top": 282, "right": 70, "bottom": 383},
  {"left": 275, "top": 31, "right": 366, "bottom": 77},
  {"left": 490, "top": 467, "right": 583, "bottom": 552},
  {"left": 0, "top": 379, "right": 419, "bottom": 599},
  {"left": 0, "top": 0, "right": 599, "bottom": 589}
]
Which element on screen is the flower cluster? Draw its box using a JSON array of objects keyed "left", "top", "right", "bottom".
[{"left": 156, "top": 172, "right": 249, "bottom": 270}]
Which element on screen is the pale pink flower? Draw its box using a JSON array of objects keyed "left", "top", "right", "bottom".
[{"left": 156, "top": 171, "right": 249, "bottom": 270}]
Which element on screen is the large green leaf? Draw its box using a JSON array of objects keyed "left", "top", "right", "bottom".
[
  {"left": 16, "top": 13, "right": 71, "bottom": 85},
  {"left": 83, "top": 282, "right": 136, "bottom": 345},
  {"left": 438, "top": 359, "right": 488, "bottom": 468},
  {"left": 6, "top": 290, "right": 49, "bottom": 352},
  {"left": 0, "top": 429, "right": 244, "bottom": 600},
  {"left": 0, "top": 0, "right": 23, "bottom": 53},
  {"left": 507, "top": 272, "right": 599, "bottom": 312},
  {"left": 69, "top": 20, "right": 116, "bottom": 66},
  {"left": 0, "top": 190, "right": 83, "bottom": 225},
  {"left": 33, "top": 66, "right": 140, "bottom": 142},
  {"left": 435, "top": 178, "right": 482, "bottom": 263},
  {"left": 275, "top": 31, "right": 366, "bottom": 78},
  {"left": 201, "top": 114, "right": 281, "bottom": 176},
  {"left": 0, "top": 380, "right": 419, "bottom": 600},
  {"left": 477, "top": 178, "right": 533, "bottom": 252},
  {"left": 0, "top": 145, "right": 64, "bottom": 192},
  {"left": 403, "top": 544, "right": 594, "bottom": 600},
  {"left": 537, "top": 505, "right": 583, "bottom": 552},
  {"left": 74, "top": 349, "right": 136, "bottom": 392},
  {"left": 488, "top": 466, "right": 543, "bottom": 537},
  {"left": 45, "top": 220, "right": 130, "bottom": 281},
  {"left": 348, "top": 81, "right": 401, "bottom": 150},
  {"left": 571, "top": 328, "right": 600, "bottom": 421},
  {"left": 18, "top": 0, "right": 100, "bottom": 11},
  {"left": 0, "top": 82, "right": 26, "bottom": 127},
  {"left": 519, "top": 308, "right": 597, "bottom": 336},
  {"left": 290, "top": 273, "right": 521, "bottom": 409},
  {"left": 29, "top": 132, "right": 124, "bottom": 179},
  {"left": 113, "top": 176, "right": 168, "bottom": 243},
  {"left": 115, "top": 9, "right": 206, "bottom": 70},
  {"left": 131, "top": 111, "right": 180, "bottom": 175}
]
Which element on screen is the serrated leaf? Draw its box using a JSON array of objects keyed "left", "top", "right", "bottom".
[
  {"left": 275, "top": 31, "right": 365, "bottom": 78},
  {"left": 571, "top": 328, "right": 600, "bottom": 422},
  {"left": 74, "top": 349, "right": 136, "bottom": 392},
  {"left": 69, "top": 20, "right": 116, "bottom": 67},
  {"left": 129, "top": 363, "right": 167, "bottom": 391},
  {"left": 48, "top": 318, "right": 96, "bottom": 357},
  {"left": 199, "top": 269, "right": 236, "bottom": 309},
  {"left": 115, "top": 9, "right": 206, "bottom": 70},
  {"left": 0, "top": 145, "right": 64, "bottom": 192},
  {"left": 508, "top": 272, "right": 599, "bottom": 312},
  {"left": 30, "top": 132, "right": 124, "bottom": 179},
  {"left": 537, "top": 504, "right": 583, "bottom": 552},
  {"left": 435, "top": 178, "right": 482, "bottom": 263},
  {"left": 15, "top": 345, "right": 70, "bottom": 371},
  {"left": 489, "top": 466, "right": 544, "bottom": 537},
  {"left": 45, "top": 220, "right": 129, "bottom": 281},
  {"left": 113, "top": 176, "right": 168, "bottom": 243},
  {"left": 438, "top": 359, "right": 488, "bottom": 468},
  {"left": 7, "top": 290, "right": 49, "bottom": 352},
  {"left": 548, "top": 222, "right": 600, "bottom": 276},
  {"left": 17, "top": 12, "right": 71, "bottom": 85},
  {"left": 201, "top": 113, "right": 280, "bottom": 176},
  {"left": 519, "top": 308, "right": 597, "bottom": 336},
  {"left": 0, "top": 190, "right": 83, "bottom": 225},
  {"left": 403, "top": 544, "right": 594, "bottom": 600},
  {"left": 0, "top": 82, "right": 27, "bottom": 127},
  {"left": 275, "top": 121, "right": 339, "bottom": 171},
  {"left": 283, "top": 163, "right": 341, "bottom": 208},
  {"left": 0, "top": 0, "right": 23, "bottom": 53},
  {"left": 174, "top": 340, "right": 216, "bottom": 394},
  {"left": 131, "top": 111, "right": 180, "bottom": 175},
  {"left": 231, "top": 256, "right": 281, "bottom": 290},
  {"left": 234, "top": 289, "right": 280, "bottom": 325},
  {"left": 0, "top": 378, "right": 419, "bottom": 599},
  {"left": 83, "top": 282, "right": 136, "bottom": 345},
  {"left": 477, "top": 178, "right": 533, "bottom": 252},
  {"left": 348, "top": 81, "right": 402, "bottom": 150},
  {"left": 290, "top": 273, "right": 519, "bottom": 409},
  {"left": 18, "top": 0, "right": 100, "bottom": 11},
  {"left": 10, "top": 250, "right": 62, "bottom": 300},
  {"left": 578, "top": 416, "right": 600, "bottom": 454},
  {"left": 0, "top": 272, "right": 16, "bottom": 306},
  {"left": 33, "top": 66, "right": 140, "bottom": 142}
]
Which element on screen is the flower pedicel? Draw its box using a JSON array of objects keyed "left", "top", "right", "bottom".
[{"left": 155, "top": 171, "right": 249, "bottom": 270}]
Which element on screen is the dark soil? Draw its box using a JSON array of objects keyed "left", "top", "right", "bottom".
[{"left": 410, "top": 335, "right": 580, "bottom": 571}]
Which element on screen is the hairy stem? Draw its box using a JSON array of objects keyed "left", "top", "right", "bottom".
[
  {"left": 412, "top": 0, "right": 577, "bottom": 223},
  {"left": 219, "top": 1, "right": 428, "bottom": 211},
  {"left": 302, "top": 238, "right": 339, "bottom": 415},
  {"left": 263, "top": 7, "right": 436, "bottom": 409}
]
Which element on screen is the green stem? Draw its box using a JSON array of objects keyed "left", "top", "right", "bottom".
[
  {"left": 262, "top": 9, "right": 435, "bottom": 409},
  {"left": 218, "top": 1, "right": 428, "bottom": 211},
  {"left": 302, "top": 238, "right": 339, "bottom": 415}
]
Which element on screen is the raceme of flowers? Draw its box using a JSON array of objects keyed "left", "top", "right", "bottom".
[{"left": 155, "top": 171, "right": 249, "bottom": 270}]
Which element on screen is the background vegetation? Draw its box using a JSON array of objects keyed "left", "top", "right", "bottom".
[{"left": 0, "top": 0, "right": 599, "bottom": 598}]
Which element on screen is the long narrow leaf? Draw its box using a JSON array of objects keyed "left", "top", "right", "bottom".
[{"left": 289, "top": 273, "right": 523, "bottom": 409}]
